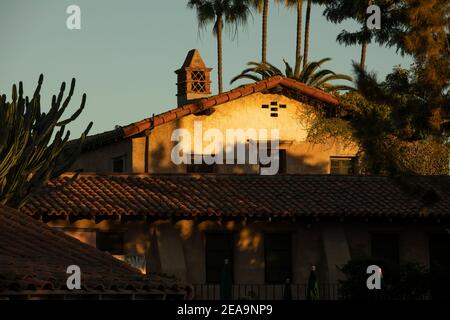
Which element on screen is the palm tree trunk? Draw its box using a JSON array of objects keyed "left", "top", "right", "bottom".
[
  {"left": 360, "top": 41, "right": 367, "bottom": 70},
  {"left": 217, "top": 15, "right": 223, "bottom": 94},
  {"left": 303, "top": 0, "right": 312, "bottom": 68},
  {"left": 262, "top": 0, "right": 269, "bottom": 63},
  {"left": 295, "top": 0, "right": 303, "bottom": 72},
  {"left": 360, "top": 0, "right": 371, "bottom": 70}
]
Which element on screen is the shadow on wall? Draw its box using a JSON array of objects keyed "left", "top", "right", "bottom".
[
  {"left": 148, "top": 139, "right": 329, "bottom": 175},
  {"left": 286, "top": 149, "right": 328, "bottom": 174},
  {"left": 149, "top": 142, "right": 168, "bottom": 172}
]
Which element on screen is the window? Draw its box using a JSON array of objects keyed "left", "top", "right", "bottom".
[
  {"left": 265, "top": 234, "right": 292, "bottom": 283},
  {"left": 330, "top": 157, "right": 355, "bottom": 175},
  {"left": 112, "top": 155, "right": 126, "bottom": 173},
  {"left": 191, "top": 81, "right": 206, "bottom": 93},
  {"left": 96, "top": 231, "right": 124, "bottom": 255},
  {"left": 192, "top": 70, "right": 206, "bottom": 81},
  {"left": 187, "top": 155, "right": 215, "bottom": 173},
  {"left": 205, "top": 233, "right": 234, "bottom": 283},
  {"left": 191, "top": 71, "right": 207, "bottom": 93},
  {"left": 259, "top": 149, "right": 287, "bottom": 174},
  {"left": 371, "top": 234, "right": 399, "bottom": 264}
]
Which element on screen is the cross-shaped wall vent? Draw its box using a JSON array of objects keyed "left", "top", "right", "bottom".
[{"left": 261, "top": 101, "right": 287, "bottom": 117}]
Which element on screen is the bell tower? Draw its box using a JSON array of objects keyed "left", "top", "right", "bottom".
[{"left": 175, "top": 49, "right": 212, "bottom": 107}]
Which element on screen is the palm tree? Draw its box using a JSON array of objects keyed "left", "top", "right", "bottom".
[
  {"left": 231, "top": 57, "right": 354, "bottom": 92},
  {"left": 188, "top": 0, "right": 251, "bottom": 94},
  {"left": 252, "top": 0, "right": 304, "bottom": 66},
  {"left": 303, "top": 0, "right": 312, "bottom": 68},
  {"left": 303, "top": 0, "right": 328, "bottom": 67},
  {"left": 280, "top": 0, "right": 304, "bottom": 74},
  {"left": 321, "top": 0, "right": 375, "bottom": 69},
  {"left": 251, "top": 0, "right": 269, "bottom": 63}
]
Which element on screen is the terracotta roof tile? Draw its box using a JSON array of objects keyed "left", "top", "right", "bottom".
[
  {"left": 214, "top": 93, "right": 231, "bottom": 105},
  {"left": 226, "top": 90, "right": 243, "bottom": 100},
  {"left": 21, "top": 174, "right": 450, "bottom": 221},
  {"left": 0, "top": 204, "right": 184, "bottom": 298}
]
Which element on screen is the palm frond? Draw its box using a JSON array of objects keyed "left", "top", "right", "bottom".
[
  {"left": 283, "top": 59, "right": 294, "bottom": 78},
  {"left": 299, "top": 58, "right": 331, "bottom": 81},
  {"left": 230, "top": 73, "right": 262, "bottom": 84},
  {"left": 311, "top": 73, "right": 353, "bottom": 87},
  {"left": 308, "top": 69, "right": 337, "bottom": 86},
  {"left": 320, "top": 84, "right": 356, "bottom": 92},
  {"left": 232, "top": 56, "right": 352, "bottom": 92}
]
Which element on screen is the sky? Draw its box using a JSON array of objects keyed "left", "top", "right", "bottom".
[{"left": 0, "top": 0, "right": 412, "bottom": 138}]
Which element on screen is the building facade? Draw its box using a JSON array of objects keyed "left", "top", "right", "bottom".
[{"left": 23, "top": 50, "right": 450, "bottom": 299}]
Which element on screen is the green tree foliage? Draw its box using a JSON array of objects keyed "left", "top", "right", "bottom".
[
  {"left": 351, "top": 65, "right": 449, "bottom": 175},
  {"left": 352, "top": 0, "right": 450, "bottom": 133},
  {"left": 0, "top": 75, "right": 92, "bottom": 208},
  {"left": 394, "top": 0, "right": 450, "bottom": 133},
  {"left": 307, "top": 0, "right": 449, "bottom": 175},
  {"left": 305, "top": 64, "right": 449, "bottom": 175},
  {"left": 231, "top": 57, "right": 354, "bottom": 92},
  {"left": 188, "top": 0, "right": 252, "bottom": 94},
  {"left": 373, "top": 1, "right": 449, "bottom": 70}
]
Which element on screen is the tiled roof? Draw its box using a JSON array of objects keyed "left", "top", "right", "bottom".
[
  {"left": 67, "top": 127, "right": 124, "bottom": 152},
  {"left": 76, "top": 76, "right": 339, "bottom": 150},
  {"left": 22, "top": 174, "right": 450, "bottom": 221},
  {"left": 0, "top": 204, "right": 184, "bottom": 299}
]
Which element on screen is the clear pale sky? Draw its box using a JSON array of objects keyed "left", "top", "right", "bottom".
[{"left": 0, "top": 0, "right": 412, "bottom": 137}]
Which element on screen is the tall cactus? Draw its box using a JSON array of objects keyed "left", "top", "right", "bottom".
[{"left": 0, "top": 74, "right": 93, "bottom": 208}]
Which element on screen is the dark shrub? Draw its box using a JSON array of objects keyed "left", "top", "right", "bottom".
[{"left": 339, "top": 259, "right": 430, "bottom": 300}]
